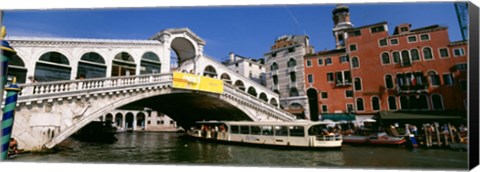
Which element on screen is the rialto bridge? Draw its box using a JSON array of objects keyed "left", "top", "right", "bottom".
[{"left": 3, "top": 28, "right": 296, "bottom": 151}]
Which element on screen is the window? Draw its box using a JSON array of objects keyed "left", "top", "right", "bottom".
[
  {"left": 317, "top": 58, "right": 324, "bottom": 66},
  {"left": 307, "top": 74, "right": 313, "bottom": 84},
  {"left": 271, "top": 63, "right": 279, "bottom": 71},
  {"left": 354, "top": 78, "right": 362, "bottom": 91},
  {"left": 407, "top": 36, "right": 417, "bottom": 43},
  {"left": 274, "top": 126, "right": 288, "bottom": 136},
  {"left": 289, "top": 88, "right": 299, "bottom": 97},
  {"left": 321, "top": 105, "right": 328, "bottom": 112},
  {"left": 453, "top": 48, "right": 465, "bottom": 57},
  {"left": 371, "top": 25, "right": 385, "bottom": 33},
  {"left": 288, "top": 47, "right": 296, "bottom": 53},
  {"left": 428, "top": 71, "right": 440, "bottom": 86},
  {"left": 381, "top": 53, "right": 390, "bottom": 65},
  {"left": 431, "top": 94, "right": 444, "bottom": 110},
  {"left": 356, "top": 98, "right": 364, "bottom": 111},
  {"left": 372, "top": 97, "right": 380, "bottom": 111},
  {"left": 325, "top": 58, "right": 332, "bottom": 65},
  {"left": 340, "top": 56, "right": 349, "bottom": 63},
  {"left": 390, "top": 39, "right": 399, "bottom": 45},
  {"left": 231, "top": 125, "right": 240, "bottom": 134},
  {"left": 335, "top": 70, "right": 352, "bottom": 86},
  {"left": 273, "top": 75, "right": 278, "bottom": 85},
  {"left": 240, "top": 126, "right": 250, "bottom": 134},
  {"left": 289, "top": 126, "right": 305, "bottom": 137},
  {"left": 235, "top": 63, "right": 239, "bottom": 67},
  {"left": 392, "top": 52, "right": 400, "bottom": 64},
  {"left": 290, "top": 72, "right": 296, "bottom": 82},
  {"left": 443, "top": 73, "right": 455, "bottom": 86},
  {"left": 346, "top": 104, "right": 354, "bottom": 113},
  {"left": 460, "top": 80, "right": 467, "bottom": 92},
  {"left": 388, "top": 96, "right": 397, "bottom": 110},
  {"left": 345, "top": 90, "right": 353, "bottom": 98},
  {"left": 410, "top": 49, "right": 420, "bottom": 61},
  {"left": 348, "top": 30, "right": 361, "bottom": 37},
  {"left": 401, "top": 50, "right": 411, "bottom": 66},
  {"left": 349, "top": 44, "right": 357, "bottom": 51},
  {"left": 455, "top": 63, "right": 467, "bottom": 71},
  {"left": 351, "top": 57, "right": 359, "bottom": 68},
  {"left": 306, "top": 60, "right": 312, "bottom": 67},
  {"left": 249, "top": 63, "right": 252, "bottom": 67},
  {"left": 423, "top": 47, "right": 433, "bottom": 60},
  {"left": 439, "top": 48, "right": 449, "bottom": 58},
  {"left": 420, "top": 34, "right": 430, "bottom": 41},
  {"left": 271, "top": 52, "right": 277, "bottom": 57},
  {"left": 400, "top": 96, "right": 408, "bottom": 110},
  {"left": 379, "top": 39, "right": 388, "bottom": 47},
  {"left": 288, "top": 58, "right": 296, "bottom": 67},
  {"left": 327, "top": 72, "right": 334, "bottom": 82},
  {"left": 401, "top": 27, "right": 408, "bottom": 32},
  {"left": 321, "top": 92, "right": 328, "bottom": 99},
  {"left": 385, "top": 75, "right": 394, "bottom": 89}
]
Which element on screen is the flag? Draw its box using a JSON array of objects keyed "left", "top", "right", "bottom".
[{"left": 410, "top": 73, "right": 417, "bottom": 86}]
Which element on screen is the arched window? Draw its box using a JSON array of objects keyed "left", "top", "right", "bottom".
[
  {"left": 388, "top": 96, "right": 397, "bottom": 110},
  {"left": 273, "top": 75, "right": 279, "bottom": 85},
  {"left": 351, "top": 56, "right": 359, "bottom": 68},
  {"left": 136, "top": 112, "right": 146, "bottom": 128},
  {"left": 78, "top": 52, "right": 106, "bottom": 79},
  {"left": 247, "top": 86, "right": 257, "bottom": 97},
  {"left": 259, "top": 93, "right": 268, "bottom": 102},
  {"left": 269, "top": 98, "right": 279, "bottom": 106},
  {"left": 203, "top": 65, "right": 217, "bottom": 78},
  {"left": 410, "top": 49, "right": 420, "bottom": 61},
  {"left": 401, "top": 50, "right": 411, "bottom": 66},
  {"left": 287, "top": 58, "right": 296, "bottom": 68},
  {"left": 392, "top": 52, "right": 400, "bottom": 64},
  {"left": 399, "top": 96, "right": 408, "bottom": 110},
  {"left": 271, "top": 62, "right": 279, "bottom": 71},
  {"left": 431, "top": 94, "right": 444, "bottom": 110},
  {"left": 112, "top": 52, "right": 136, "bottom": 77},
  {"left": 385, "top": 74, "right": 394, "bottom": 89},
  {"left": 220, "top": 73, "right": 232, "bottom": 84},
  {"left": 409, "top": 94, "right": 429, "bottom": 110},
  {"left": 354, "top": 78, "right": 362, "bottom": 91},
  {"left": 234, "top": 80, "right": 245, "bottom": 91},
  {"left": 372, "top": 96, "right": 380, "bottom": 111},
  {"left": 289, "top": 87, "right": 299, "bottom": 97},
  {"left": 423, "top": 47, "right": 433, "bottom": 60},
  {"left": 356, "top": 98, "right": 364, "bottom": 111},
  {"left": 428, "top": 71, "right": 440, "bottom": 86},
  {"left": 115, "top": 113, "right": 123, "bottom": 127},
  {"left": 7, "top": 54, "right": 27, "bottom": 83},
  {"left": 141, "top": 52, "right": 161, "bottom": 74},
  {"left": 381, "top": 52, "right": 390, "bottom": 65},
  {"left": 35, "top": 52, "right": 71, "bottom": 82}
]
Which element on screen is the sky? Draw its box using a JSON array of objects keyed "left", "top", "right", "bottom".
[{"left": 2, "top": 2, "right": 463, "bottom": 62}]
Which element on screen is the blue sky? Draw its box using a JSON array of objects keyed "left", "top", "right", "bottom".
[{"left": 3, "top": 2, "right": 462, "bottom": 61}]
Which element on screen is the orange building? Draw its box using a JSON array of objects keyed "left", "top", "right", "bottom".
[{"left": 304, "top": 5, "right": 468, "bottom": 122}]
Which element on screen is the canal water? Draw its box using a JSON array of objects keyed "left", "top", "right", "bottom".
[{"left": 10, "top": 132, "right": 468, "bottom": 171}]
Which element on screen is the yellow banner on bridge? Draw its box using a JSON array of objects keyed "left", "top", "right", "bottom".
[{"left": 172, "top": 72, "right": 224, "bottom": 94}]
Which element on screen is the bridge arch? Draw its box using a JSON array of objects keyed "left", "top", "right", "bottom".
[
  {"left": 247, "top": 86, "right": 258, "bottom": 97},
  {"left": 140, "top": 52, "right": 161, "bottom": 74},
  {"left": 7, "top": 54, "right": 28, "bottom": 83},
  {"left": 112, "top": 52, "right": 136, "bottom": 76},
  {"left": 234, "top": 80, "right": 246, "bottom": 91},
  {"left": 259, "top": 92, "right": 268, "bottom": 102}
]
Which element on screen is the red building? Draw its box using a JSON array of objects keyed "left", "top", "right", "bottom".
[{"left": 304, "top": 5, "right": 468, "bottom": 122}]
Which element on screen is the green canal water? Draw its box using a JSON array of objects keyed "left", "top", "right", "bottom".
[{"left": 8, "top": 132, "right": 468, "bottom": 171}]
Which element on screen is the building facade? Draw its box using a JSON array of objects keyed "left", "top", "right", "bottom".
[
  {"left": 265, "top": 35, "right": 314, "bottom": 119},
  {"left": 304, "top": 5, "right": 468, "bottom": 123},
  {"left": 224, "top": 52, "right": 266, "bottom": 86}
]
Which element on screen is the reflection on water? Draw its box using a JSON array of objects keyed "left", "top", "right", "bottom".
[{"left": 12, "top": 132, "right": 468, "bottom": 170}]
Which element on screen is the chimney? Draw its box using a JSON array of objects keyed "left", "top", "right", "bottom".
[{"left": 229, "top": 52, "right": 235, "bottom": 62}]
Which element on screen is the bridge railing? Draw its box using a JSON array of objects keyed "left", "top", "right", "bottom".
[
  {"left": 16, "top": 73, "right": 173, "bottom": 100},
  {"left": 223, "top": 83, "right": 295, "bottom": 121}
]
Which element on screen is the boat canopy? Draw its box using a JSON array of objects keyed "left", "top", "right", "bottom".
[{"left": 321, "top": 113, "right": 356, "bottom": 121}]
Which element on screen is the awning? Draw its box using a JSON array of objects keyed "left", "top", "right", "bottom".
[
  {"left": 321, "top": 113, "right": 356, "bottom": 121},
  {"left": 377, "top": 111, "right": 462, "bottom": 120}
]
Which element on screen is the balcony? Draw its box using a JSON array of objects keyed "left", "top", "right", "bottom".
[
  {"left": 398, "top": 84, "right": 428, "bottom": 93},
  {"left": 287, "top": 67, "right": 296, "bottom": 73},
  {"left": 335, "top": 79, "right": 353, "bottom": 87},
  {"left": 270, "top": 70, "right": 278, "bottom": 76}
]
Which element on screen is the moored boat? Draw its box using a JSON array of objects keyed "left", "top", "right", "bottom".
[
  {"left": 367, "top": 132, "right": 406, "bottom": 145},
  {"left": 342, "top": 135, "right": 369, "bottom": 144},
  {"left": 186, "top": 120, "right": 343, "bottom": 149}
]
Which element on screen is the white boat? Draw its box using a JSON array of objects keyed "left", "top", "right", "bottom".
[{"left": 186, "top": 121, "right": 343, "bottom": 149}]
